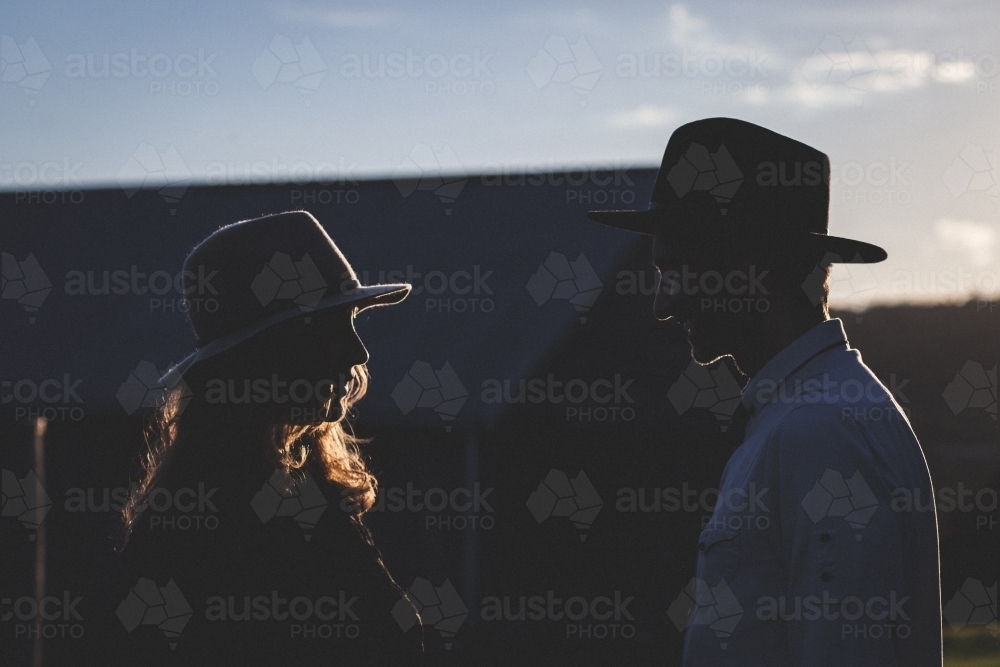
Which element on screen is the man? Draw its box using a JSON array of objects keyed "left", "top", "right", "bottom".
[{"left": 588, "top": 118, "right": 941, "bottom": 666}]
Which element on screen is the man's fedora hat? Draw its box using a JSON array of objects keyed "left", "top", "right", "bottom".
[
  {"left": 588, "top": 117, "right": 887, "bottom": 263},
  {"left": 160, "top": 210, "right": 410, "bottom": 387}
]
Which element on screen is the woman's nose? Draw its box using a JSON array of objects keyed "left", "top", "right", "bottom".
[{"left": 349, "top": 330, "right": 370, "bottom": 367}]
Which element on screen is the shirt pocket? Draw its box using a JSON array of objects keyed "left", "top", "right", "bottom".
[{"left": 695, "top": 526, "right": 741, "bottom": 586}]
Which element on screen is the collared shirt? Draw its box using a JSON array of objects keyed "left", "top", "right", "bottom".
[{"left": 682, "top": 319, "right": 942, "bottom": 666}]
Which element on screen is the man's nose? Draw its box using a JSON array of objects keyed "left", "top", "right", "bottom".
[{"left": 653, "top": 274, "right": 680, "bottom": 320}]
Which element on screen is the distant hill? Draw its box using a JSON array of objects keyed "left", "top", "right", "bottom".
[{"left": 834, "top": 301, "right": 998, "bottom": 447}]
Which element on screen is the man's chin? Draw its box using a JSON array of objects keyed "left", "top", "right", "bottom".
[{"left": 689, "top": 339, "right": 729, "bottom": 366}]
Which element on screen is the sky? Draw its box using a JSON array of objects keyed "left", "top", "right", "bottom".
[{"left": 1, "top": 0, "right": 998, "bottom": 308}]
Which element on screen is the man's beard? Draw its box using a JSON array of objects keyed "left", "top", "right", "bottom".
[
  {"left": 690, "top": 340, "right": 730, "bottom": 366},
  {"left": 683, "top": 316, "right": 731, "bottom": 366}
]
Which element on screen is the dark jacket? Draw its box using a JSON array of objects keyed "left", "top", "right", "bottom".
[{"left": 112, "top": 412, "right": 423, "bottom": 666}]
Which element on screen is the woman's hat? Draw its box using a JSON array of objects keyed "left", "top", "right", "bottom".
[{"left": 160, "top": 210, "right": 410, "bottom": 387}]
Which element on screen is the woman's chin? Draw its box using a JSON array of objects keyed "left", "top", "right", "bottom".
[
  {"left": 321, "top": 398, "right": 349, "bottom": 423},
  {"left": 273, "top": 400, "right": 345, "bottom": 425},
  {"left": 322, "top": 407, "right": 346, "bottom": 423}
]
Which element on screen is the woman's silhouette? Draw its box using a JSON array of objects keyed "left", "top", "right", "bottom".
[{"left": 114, "top": 211, "right": 422, "bottom": 665}]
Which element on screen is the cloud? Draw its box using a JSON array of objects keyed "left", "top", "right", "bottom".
[
  {"left": 664, "top": 3, "right": 777, "bottom": 67},
  {"left": 666, "top": 4, "right": 708, "bottom": 46},
  {"left": 933, "top": 218, "right": 998, "bottom": 268},
  {"left": 779, "top": 39, "right": 980, "bottom": 108},
  {"left": 608, "top": 104, "right": 680, "bottom": 129}
]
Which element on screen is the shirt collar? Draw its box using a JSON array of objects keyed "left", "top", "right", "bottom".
[{"left": 741, "top": 319, "right": 849, "bottom": 416}]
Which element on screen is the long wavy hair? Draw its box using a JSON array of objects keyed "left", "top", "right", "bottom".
[{"left": 119, "top": 362, "right": 376, "bottom": 548}]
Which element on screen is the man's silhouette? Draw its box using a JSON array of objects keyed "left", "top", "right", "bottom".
[{"left": 589, "top": 118, "right": 942, "bottom": 666}]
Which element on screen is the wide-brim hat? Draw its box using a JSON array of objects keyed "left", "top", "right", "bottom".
[
  {"left": 160, "top": 211, "right": 410, "bottom": 387},
  {"left": 588, "top": 117, "right": 887, "bottom": 263}
]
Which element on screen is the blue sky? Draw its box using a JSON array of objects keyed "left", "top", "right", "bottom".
[{"left": 2, "top": 0, "right": 998, "bottom": 307}]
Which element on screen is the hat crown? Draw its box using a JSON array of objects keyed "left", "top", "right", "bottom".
[
  {"left": 650, "top": 117, "right": 831, "bottom": 237},
  {"left": 182, "top": 211, "right": 359, "bottom": 345},
  {"left": 586, "top": 117, "right": 887, "bottom": 264}
]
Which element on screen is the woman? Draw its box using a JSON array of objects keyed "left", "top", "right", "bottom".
[{"left": 114, "top": 211, "right": 423, "bottom": 665}]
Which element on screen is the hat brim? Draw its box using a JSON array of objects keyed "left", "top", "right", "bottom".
[
  {"left": 159, "top": 283, "right": 410, "bottom": 388},
  {"left": 587, "top": 209, "right": 887, "bottom": 264}
]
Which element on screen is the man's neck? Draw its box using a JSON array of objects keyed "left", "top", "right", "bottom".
[{"left": 732, "top": 313, "right": 828, "bottom": 378}]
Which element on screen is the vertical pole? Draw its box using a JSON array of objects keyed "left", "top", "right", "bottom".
[
  {"left": 463, "top": 429, "right": 479, "bottom": 613},
  {"left": 33, "top": 416, "right": 47, "bottom": 667}
]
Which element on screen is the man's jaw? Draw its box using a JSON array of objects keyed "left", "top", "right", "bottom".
[{"left": 683, "top": 317, "right": 730, "bottom": 366}]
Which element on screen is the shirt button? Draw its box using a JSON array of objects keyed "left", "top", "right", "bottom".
[
  {"left": 821, "top": 572, "right": 833, "bottom": 582},
  {"left": 820, "top": 533, "right": 832, "bottom": 543}
]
